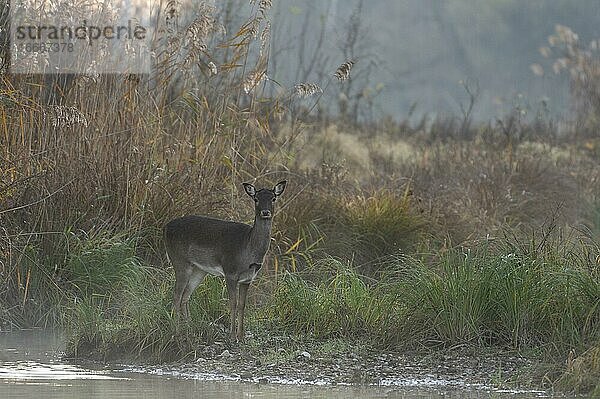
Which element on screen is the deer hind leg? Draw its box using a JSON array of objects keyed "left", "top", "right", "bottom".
[
  {"left": 180, "top": 268, "right": 207, "bottom": 319},
  {"left": 173, "top": 261, "right": 192, "bottom": 318}
]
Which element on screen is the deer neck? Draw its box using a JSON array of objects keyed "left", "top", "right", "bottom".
[{"left": 248, "top": 214, "right": 272, "bottom": 256}]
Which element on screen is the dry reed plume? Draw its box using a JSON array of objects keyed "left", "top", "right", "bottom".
[
  {"left": 293, "top": 83, "right": 323, "bottom": 98},
  {"left": 335, "top": 60, "right": 355, "bottom": 81}
]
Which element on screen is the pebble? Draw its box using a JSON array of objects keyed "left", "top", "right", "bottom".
[{"left": 219, "top": 349, "right": 233, "bottom": 358}]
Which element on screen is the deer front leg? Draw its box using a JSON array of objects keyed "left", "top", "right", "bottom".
[
  {"left": 225, "top": 277, "right": 238, "bottom": 340},
  {"left": 237, "top": 283, "right": 250, "bottom": 341}
]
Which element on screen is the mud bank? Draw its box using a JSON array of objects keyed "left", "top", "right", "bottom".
[{"left": 103, "top": 335, "right": 549, "bottom": 395}]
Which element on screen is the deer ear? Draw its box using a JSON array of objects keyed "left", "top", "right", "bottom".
[
  {"left": 243, "top": 183, "right": 256, "bottom": 197},
  {"left": 273, "top": 180, "right": 287, "bottom": 196}
]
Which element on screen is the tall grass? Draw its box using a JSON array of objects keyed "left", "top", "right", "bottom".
[
  {"left": 402, "top": 238, "right": 600, "bottom": 350},
  {"left": 65, "top": 260, "right": 227, "bottom": 361},
  {"left": 265, "top": 258, "right": 403, "bottom": 338},
  {"left": 0, "top": 0, "right": 303, "bottom": 326},
  {"left": 272, "top": 186, "right": 427, "bottom": 273},
  {"left": 266, "top": 232, "right": 599, "bottom": 353}
]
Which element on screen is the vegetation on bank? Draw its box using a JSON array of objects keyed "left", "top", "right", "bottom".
[
  {"left": 61, "top": 229, "right": 599, "bottom": 394},
  {"left": 1, "top": 1, "right": 600, "bottom": 396}
]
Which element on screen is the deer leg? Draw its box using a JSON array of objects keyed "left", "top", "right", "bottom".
[
  {"left": 225, "top": 277, "right": 238, "bottom": 339},
  {"left": 181, "top": 269, "right": 207, "bottom": 319},
  {"left": 173, "top": 263, "right": 192, "bottom": 318},
  {"left": 236, "top": 283, "right": 250, "bottom": 341}
]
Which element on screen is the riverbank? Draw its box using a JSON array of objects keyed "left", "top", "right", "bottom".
[
  {"left": 68, "top": 330, "right": 554, "bottom": 394},
  {"left": 1, "top": 330, "right": 563, "bottom": 399},
  {"left": 51, "top": 231, "right": 597, "bottom": 397}
]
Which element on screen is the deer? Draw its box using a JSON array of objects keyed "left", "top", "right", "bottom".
[{"left": 164, "top": 180, "right": 287, "bottom": 341}]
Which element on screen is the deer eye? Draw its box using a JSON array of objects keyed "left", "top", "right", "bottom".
[{"left": 272, "top": 197, "right": 276, "bottom": 202}]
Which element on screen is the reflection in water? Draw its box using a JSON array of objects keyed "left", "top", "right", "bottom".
[
  {"left": 0, "top": 360, "right": 128, "bottom": 381},
  {"left": 0, "top": 329, "right": 555, "bottom": 399}
]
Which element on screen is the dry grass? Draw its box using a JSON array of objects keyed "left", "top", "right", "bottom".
[
  {"left": 0, "top": 0, "right": 290, "bottom": 326},
  {"left": 557, "top": 343, "right": 600, "bottom": 395},
  {"left": 0, "top": 0, "right": 369, "bottom": 327}
]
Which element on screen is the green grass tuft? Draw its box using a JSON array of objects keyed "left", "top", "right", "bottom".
[
  {"left": 64, "top": 234, "right": 140, "bottom": 296},
  {"left": 65, "top": 260, "right": 228, "bottom": 361}
]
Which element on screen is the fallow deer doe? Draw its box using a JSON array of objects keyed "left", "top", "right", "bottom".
[{"left": 164, "top": 180, "right": 287, "bottom": 341}]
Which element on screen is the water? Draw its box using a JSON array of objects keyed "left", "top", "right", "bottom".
[{"left": 0, "top": 330, "right": 556, "bottom": 399}]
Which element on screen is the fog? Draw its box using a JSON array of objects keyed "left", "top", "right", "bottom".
[{"left": 265, "top": 0, "right": 600, "bottom": 121}]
